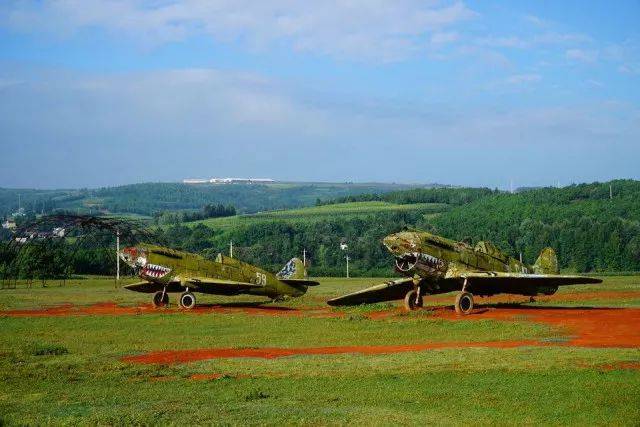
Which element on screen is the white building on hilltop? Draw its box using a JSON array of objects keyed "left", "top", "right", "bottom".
[{"left": 183, "top": 178, "right": 275, "bottom": 184}]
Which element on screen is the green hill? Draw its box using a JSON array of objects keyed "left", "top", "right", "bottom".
[
  {"left": 0, "top": 182, "right": 429, "bottom": 218},
  {"left": 184, "top": 201, "right": 448, "bottom": 230},
  {"left": 4, "top": 180, "right": 639, "bottom": 277},
  {"left": 155, "top": 180, "right": 640, "bottom": 276}
]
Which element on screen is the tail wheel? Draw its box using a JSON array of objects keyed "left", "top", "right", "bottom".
[
  {"left": 403, "top": 289, "right": 423, "bottom": 311},
  {"left": 454, "top": 292, "right": 474, "bottom": 315},
  {"left": 152, "top": 291, "right": 169, "bottom": 308},
  {"left": 180, "top": 292, "right": 196, "bottom": 309}
]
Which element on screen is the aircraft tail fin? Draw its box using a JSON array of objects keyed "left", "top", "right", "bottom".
[
  {"left": 533, "top": 247, "right": 559, "bottom": 275},
  {"left": 276, "top": 258, "right": 307, "bottom": 280}
]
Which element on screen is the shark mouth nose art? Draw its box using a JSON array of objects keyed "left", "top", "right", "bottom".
[
  {"left": 395, "top": 253, "right": 419, "bottom": 272},
  {"left": 395, "top": 252, "right": 444, "bottom": 272},
  {"left": 142, "top": 264, "right": 171, "bottom": 278},
  {"left": 421, "top": 253, "right": 443, "bottom": 268}
]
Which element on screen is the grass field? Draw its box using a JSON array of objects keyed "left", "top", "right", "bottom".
[
  {"left": 1, "top": 276, "right": 639, "bottom": 425},
  {"left": 184, "top": 201, "right": 448, "bottom": 230}
]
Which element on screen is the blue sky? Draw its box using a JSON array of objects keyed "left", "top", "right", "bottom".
[{"left": 0, "top": 1, "right": 639, "bottom": 189}]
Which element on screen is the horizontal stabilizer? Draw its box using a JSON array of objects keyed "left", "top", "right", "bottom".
[{"left": 279, "top": 278, "right": 320, "bottom": 286}]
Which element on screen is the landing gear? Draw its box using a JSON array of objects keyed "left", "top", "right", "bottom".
[
  {"left": 152, "top": 290, "right": 169, "bottom": 307},
  {"left": 403, "top": 289, "right": 424, "bottom": 311},
  {"left": 454, "top": 292, "right": 474, "bottom": 315},
  {"left": 179, "top": 292, "right": 196, "bottom": 309}
]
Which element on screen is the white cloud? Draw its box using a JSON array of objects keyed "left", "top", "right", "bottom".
[
  {"left": 506, "top": 74, "right": 541, "bottom": 85},
  {"left": 524, "top": 14, "right": 546, "bottom": 27},
  {"left": 430, "top": 31, "right": 459, "bottom": 46},
  {"left": 618, "top": 64, "right": 640, "bottom": 75},
  {"left": 476, "top": 36, "right": 528, "bottom": 49},
  {"left": 476, "top": 32, "right": 590, "bottom": 50},
  {"left": 1, "top": 0, "right": 477, "bottom": 61},
  {"left": 2, "top": 66, "right": 637, "bottom": 187},
  {"left": 565, "top": 48, "right": 598, "bottom": 63},
  {"left": 533, "top": 32, "right": 591, "bottom": 45}
]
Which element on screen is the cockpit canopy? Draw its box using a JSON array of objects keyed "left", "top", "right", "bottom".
[{"left": 474, "top": 241, "right": 509, "bottom": 262}]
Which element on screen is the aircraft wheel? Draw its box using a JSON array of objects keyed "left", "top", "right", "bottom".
[
  {"left": 152, "top": 291, "right": 169, "bottom": 308},
  {"left": 403, "top": 290, "right": 423, "bottom": 311},
  {"left": 179, "top": 292, "right": 196, "bottom": 309},
  {"left": 454, "top": 292, "right": 474, "bottom": 315}
]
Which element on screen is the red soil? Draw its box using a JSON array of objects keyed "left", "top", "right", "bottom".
[
  {"left": 123, "top": 305, "right": 640, "bottom": 365},
  {"left": 0, "top": 302, "right": 153, "bottom": 317},
  {"left": 426, "top": 290, "right": 640, "bottom": 305},
  {"left": 123, "top": 340, "right": 540, "bottom": 364},
  {"left": 431, "top": 306, "right": 640, "bottom": 348},
  {"left": 189, "top": 373, "right": 225, "bottom": 380},
  {"left": 0, "top": 302, "right": 339, "bottom": 318},
  {"left": 189, "top": 373, "right": 252, "bottom": 380},
  {"left": 597, "top": 361, "right": 640, "bottom": 371}
]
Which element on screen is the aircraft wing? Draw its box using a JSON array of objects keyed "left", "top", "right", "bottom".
[
  {"left": 326, "top": 278, "right": 414, "bottom": 306},
  {"left": 457, "top": 271, "right": 602, "bottom": 287},
  {"left": 124, "top": 281, "right": 184, "bottom": 293},
  {"left": 184, "top": 276, "right": 265, "bottom": 294}
]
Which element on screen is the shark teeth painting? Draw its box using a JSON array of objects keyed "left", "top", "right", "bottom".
[{"left": 141, "top": 264, "right": 171, "bottom": 279}]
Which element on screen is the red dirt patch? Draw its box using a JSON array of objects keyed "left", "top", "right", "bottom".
[
  {"left": 0, "top": 302, "right": 153, "bottom": 317},
  {"left": 189, "top": 373, "right": 252, "bottom": 380},
  {"left": 189, "top": 373, "right": 225, "bottom": 380},
  {"left": 123, "top": 340, "right": 539, "bottom": 364},
  {"left": 0, "top": 302, "right": 339, "bottom": 318},
  {"left": 123, "top": 306, "right": 640, "bottom": 365},
  {"left": 597, "top": 361, "right": 640, "bottom": 371},
  {"left": 431, "top": 306, "right": 640, "bottom": 348},
  {"left": 426, "top": 290, "right": 640, "bottom": 305}
]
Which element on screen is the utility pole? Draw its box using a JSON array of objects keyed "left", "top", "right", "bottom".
[
  {"left": 229, "top": 241, "right": 233, "bottom": 258},
  {"left": 339, "top": 241, "right": 349, "bottom": 278},
  {"left": 345, "top": 255, "right": 350, "bottom": 279},
  {"left": 610, "top": 184, "right": 613, "bottom": 200},
  {"left": 116, "top": 229, "right": 120, "bottom": 282},
  {"left": 303, "top": 248, "right": 306, "bottom": 266}
]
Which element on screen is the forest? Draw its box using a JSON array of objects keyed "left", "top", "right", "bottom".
[
  {"left": 0, "top": 182, "right": 422, "bottom": 218},
  {"left": 155, "top": 180, "right": 640, "bottom": 275},
  {"left": 2, "top": 180, "right": 639, "bottom": 279}
]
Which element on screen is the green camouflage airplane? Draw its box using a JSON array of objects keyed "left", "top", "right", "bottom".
[
  {"left": 119, "top": 244, "right": 318, "bottom": 308},
  {"left": 327, "top": 230, "right": 601, "bottom": 314}
]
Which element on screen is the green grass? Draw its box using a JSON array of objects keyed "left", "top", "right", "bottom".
[
  {"left": 0, "top": 276, "right": 639, "bottom": 425},
  {"left": 183, "top": 201, "right": 448, "bottom": 230}
]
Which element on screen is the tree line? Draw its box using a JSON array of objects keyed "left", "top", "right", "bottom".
[{"left": 2, "top": 180, "right": 639, "bottom": 279}]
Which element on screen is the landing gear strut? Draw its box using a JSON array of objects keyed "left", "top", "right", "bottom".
[
  {"left": 403, "top": 289, "right": 424, "bottom": 311},
  {"left": 179, "top": 292, "right": 196, "bottom": 309},
  {"left": 152, "top": 290, "right": 169, "bottom": 307}
]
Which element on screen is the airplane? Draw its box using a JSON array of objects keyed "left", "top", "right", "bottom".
[
  {"left": 327, "top": 230, "right": 601, "bottom": 314},
  {"left": 118, "top": 244, "right": 318, "bottom": 308}
]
